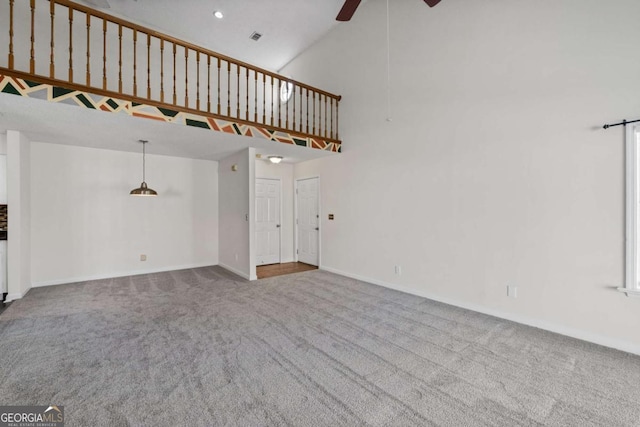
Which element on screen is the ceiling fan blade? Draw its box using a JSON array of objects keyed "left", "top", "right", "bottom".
[
  {"left": 336, "top": 0, "right": 362, "bottom": 21},
  {"left": 424, "top": 0, "right": 442, "bottom": 7},
  {"left": 84, "top": 0, "right": 111, "bottom": 9}
]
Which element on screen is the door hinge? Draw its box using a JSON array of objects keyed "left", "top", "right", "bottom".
[{"left": 297, "top": 249, "right": 299, "bottom": 254}]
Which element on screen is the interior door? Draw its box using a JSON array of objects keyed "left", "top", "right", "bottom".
[
  {"left": 297, "top": 177, "right": 319, "bottom": 266},
  {"left": 256, "top": 178, "right": 281, "bottom": 266}
]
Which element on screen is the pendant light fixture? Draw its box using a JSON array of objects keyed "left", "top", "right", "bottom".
[
  {"left": 130, "top": 140, "right": 157, "bottom": 197},
  {"left": 268, "top": 156, "right": 283, "bottom": 164}
]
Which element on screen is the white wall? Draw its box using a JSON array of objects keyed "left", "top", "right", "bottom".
[
  {"left": 0, "top": 154, "right": 6, "bottom": 204},
  {"left": 6, "top": 131, "right": 31, "bottom": 301},
  {"left": 219, "top": 148, "right": 256, "bottom": 280},
  {"left": 0, "top": 133, "right": 6, "bottom": 154},
  {"left": 30, "top": 142, "right": 218, "bottom": 286},
  {"left": 284, "top": 0, "right": 640, "bottom": 353},
  {"left": 255, "top": 160, "right": 295, "bottom": 263}
]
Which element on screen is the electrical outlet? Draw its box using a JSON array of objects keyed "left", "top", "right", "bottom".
[
  {"left": 140, "top": 254, "right": 147, "bottom": 261},
  {"left": 394, "top": 265, "right": 402, "bottom": 275},
  {"left": 507, "top": 285, "right": 518, "bottom": 298}
]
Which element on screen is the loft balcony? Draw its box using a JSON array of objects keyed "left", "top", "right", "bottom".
[{"left": 0, "top": 0, "right": 342, "bottom": 153}]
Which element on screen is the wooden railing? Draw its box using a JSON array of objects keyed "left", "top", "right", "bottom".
[{"left": 0, "top": 0, "right": 341, "bottom": 144}]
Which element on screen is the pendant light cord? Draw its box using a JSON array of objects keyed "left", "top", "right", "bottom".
[{"left": 142, "top": 141, "right": 146, "bottom": 183}]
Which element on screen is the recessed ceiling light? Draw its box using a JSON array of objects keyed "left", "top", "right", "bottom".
[
  {"left": 213, "top": 10, "right": 223, "bottom": 19},
  {"left": 250, "top": 31, "right": 262, "bottom": 41},
  {"left": 268, "top": 156, "right": 283, "bottom": 164}
]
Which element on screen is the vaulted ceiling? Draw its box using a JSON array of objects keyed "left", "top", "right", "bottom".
[{"left": 77, "top": 0, "right": 349, "bottom": 71}]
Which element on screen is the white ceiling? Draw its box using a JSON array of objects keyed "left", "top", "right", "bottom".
[
  {"left": 0, "top": 0, "right": 349, "bottom": 162},
  {"left": 79, "top": 0, "right": 348, "bottom": 72}
]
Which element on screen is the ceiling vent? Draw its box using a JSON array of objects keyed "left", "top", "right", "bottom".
[{"left": 250, "top": 32, "right": 263, "bottom": 41}]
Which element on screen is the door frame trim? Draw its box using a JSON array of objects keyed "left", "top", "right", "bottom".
[
  {"left": 294, "top": 176, "right": 321, "bottom": 267},
  {"left": 255, "top": 177, "right": 282, "bottom": 266}
]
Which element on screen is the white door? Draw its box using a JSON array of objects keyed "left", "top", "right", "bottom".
[
  {"left": 256, "top": 178, "right": 281, "bottom": 266},
  {"left": 297, "top": 177, "right": 319, "bottom": 266}
]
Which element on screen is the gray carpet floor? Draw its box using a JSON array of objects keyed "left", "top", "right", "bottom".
[{"left": 0, "top": 266, "right": 639, "bottom": 426}]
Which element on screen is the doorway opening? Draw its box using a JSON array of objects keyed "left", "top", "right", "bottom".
[{"left": 256, "top": 262, "right": 317, "bottom": 279}]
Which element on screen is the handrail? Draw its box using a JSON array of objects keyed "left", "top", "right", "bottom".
[
  {"left": 1, "top": 0, "right": 342, "bottom": 144},
  {"left": 50, "top": 0, "right": 341, "bottom": 100}
]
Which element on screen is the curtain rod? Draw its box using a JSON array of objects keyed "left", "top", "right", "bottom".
[{"left": 602, "top": 119, "right": 640, "bottom": 129}]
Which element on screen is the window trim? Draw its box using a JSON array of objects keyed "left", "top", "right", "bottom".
[{"left": 621, "top": 123, "right": 640, "bottom": 297}]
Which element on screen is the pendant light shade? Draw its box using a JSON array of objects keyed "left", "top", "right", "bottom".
[{"left": 130, "top": 140, "right": 157, "bottom": 196}]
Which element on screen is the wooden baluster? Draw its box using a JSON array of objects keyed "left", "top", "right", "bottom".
[
  {"left": 330, "top": 97, "right": 334, "bottom": 139},
  {"left": 184, "top": 47, "right": 189, "bottom": 107},
  {"left": 160, "top": 39, "right": 164, "bottom": 102},
  {"left": 8, "top": 0, "right": 14, "bottom": 70},
  {"left": 278, "top": 79, "right": 282, "bottom": 128},
  {"left": 49, "top": 0, "right": 55, "bottom": 77},
  {"left": 285, "top": 81, "right": 289, "bottom": 130},
  {"left": 146, "top": 34, "right": 151, "bottom": 99},
  {"left": 227, "top": 61, "right": 231, "bottom": 116},
  {"left": 217, "top": 57, "right": 221, "bottom": 115},
  {"left": 336, "top": 98, "right": 340, "bottom": 140},
  {"left": 118, "top": 24, "right": 122, "bottom": 93},
  {"left": 172, "top": 43, "right": 176, "bottom": 105},
  {"left": 246, "top": 68, "right": 249, "bottom": 120},
  {"left": 318, "top": 93, "right": 322, "bottom": 136},
  {"left": 318, "top": 94, "right": 322, "bottom": 137},
  {"left": 196, "top": 51, "right": 201, "bottom": 110},
  {"left": 254, "top": 71, "right": 258, "bottom": 123},
  {"left": 270, "top": 75, "right": 274, "bottom": 126},
  {"left": 312, "top": 92, "right": 316, "bottom": 136},
  {"left": 306, "top": 88, "right": 309, "bottom": 134},
  {"left": 86, "top": 13, "right": 91, "bottom": 85},
  {"left": 293, "top": 83, "right": 296, "bottom": 131},
  {"left": 236, "top": 64, "right": 240, "bottom": 118},
  {"left": 298, "top": 86, "right": 303, "bottom": 133},
  {"left": 207, "top": 55, "right": 211, "bottom": 113},
  {"left": 102, "top": 19, "right": 107, "bottom": 89},
  {"left": 133, "top": 29, "right": 137, "bottom": 96},
  {"left": 262, "top": 74, "right": 266, "bottom": 125},
  {"left": 324, "top": 94, "right": 328, "bottom": 138},
  {"left": 30, "top": 0, "right": 36, "bottom": 74},
  {"left": 68, "top": 6, "right": 73, "bottom": 81}
]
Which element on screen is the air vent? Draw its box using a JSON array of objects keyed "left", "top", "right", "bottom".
[{"left": 250, "top": 32, "right": 262, "bottom": 41}]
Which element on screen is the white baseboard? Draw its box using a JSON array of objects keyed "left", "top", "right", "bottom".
[
  {"left": 5, "top": 288, "right": 30, "bottom": 303},
  {"left": 320, "top": 265, "right": 640, "bottom": 357},
  {"left": 31, "top": 263, "right": 217, "bottom": 289},
  {"left": 219, "top": 263, "right": 252, "bottom": 280}
]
